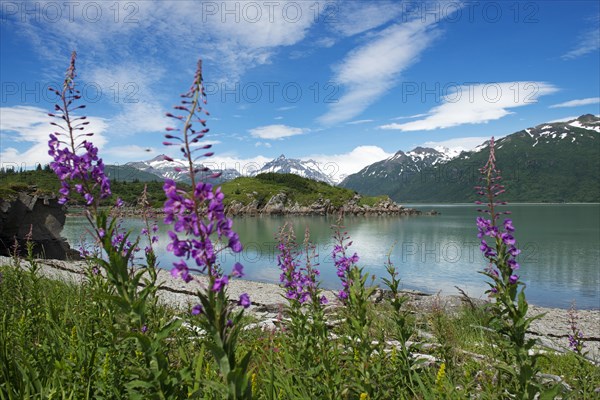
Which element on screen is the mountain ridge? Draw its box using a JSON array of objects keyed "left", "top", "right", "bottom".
[{"left": 340, "top": 114, "right": 600, "bottom": 203}]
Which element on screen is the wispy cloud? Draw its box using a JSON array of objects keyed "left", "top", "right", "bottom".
[
  {"left": 248, "top": 124, "right": 307, "bottom": 140},
  {"left": 277, "top": 106, "right": 297, "bottom": 111},
  {"left": 7, "top": 1, "right": 318, "bottom": 83},
  {"left": 318, "top": 18, "right": 441, "bottom": 125},
  {"left": 549, "top": 97, "right": 600, "bottom": 108},
  {"left": 379, "top": 82, "right": 558, "bottom": 131},
  {"left": 0, "top": 105, "right": 107, "bottom": 166},
  {"left": 329, "top": 1, "right": 404, "bottom": 37},
  {"left": 346, "top": 119, "right": 374, "bottom": 125},
  {"left": 390, "top": 113, "right": 428, "bottom": 120},
  {"left": 562, "top": 20, "right": 600, "bottom": 60}
]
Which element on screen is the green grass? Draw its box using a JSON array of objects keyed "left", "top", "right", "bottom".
[
  {"left": 1, "top": 262, "right": 597, "bottom": 399},
  {"left": 220, "top": 172, "right": 365, "bottom": 208}
]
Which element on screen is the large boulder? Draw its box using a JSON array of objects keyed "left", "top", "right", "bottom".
[
  {"left": 0, "top": 190, "right": 77, "bottom": 260},
  {"left": 262, "top": 193, "right": 287, "bottom": 215}
]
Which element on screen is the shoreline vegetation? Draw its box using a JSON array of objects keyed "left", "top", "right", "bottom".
[{"left": 2, "top": 255, "right": 599, "bottom": 397}]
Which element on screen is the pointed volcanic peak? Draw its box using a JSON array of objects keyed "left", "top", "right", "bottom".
[{"left": 252, "top": 154, "right": 336, "bottom": 185}]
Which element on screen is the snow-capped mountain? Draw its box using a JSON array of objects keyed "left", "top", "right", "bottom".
[
  {"left": 339, "top": 146, "right": 460, "bottom": 192},
  {"left": 251, "top": 155, "right": 337, "bottom": 185},
  {"left": 126, "top": 155, "right": 241, "bottom": 184},
  {"left": 341, "top": 114, "right": 600, "bottom": 202}
]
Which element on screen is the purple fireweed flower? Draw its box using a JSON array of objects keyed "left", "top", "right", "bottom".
[
  {"left": 192, "top": 304, "right": 203, "bottom": 315},
  {"left": 277, "top": 225, "right": 322, "bottom": 305},
  {"left": 239, "top": 293, "right": 251, "bottom": 308},
  {"left": 476, "top": 137, "right": 522, "bottom": 295},
  {"left": 162, "top": 59, "right": 248, "bottom": 305},
  {"left": 232, "top": 262, "right": 244, "bottom": 277},
  {"left": 332, "top": 226, "right": 359, "bottom": 302},
  {"left": 47, "top": 52, "right": 111, "bottom": 208},
  {"left": 212, "top": 275, "right": 229, "bottom": 292},
  {"left": 171, "top": 260, "right": 192, "bottom": 283},
  {"left": 507, "top": 259, "right": 520, "bottom": 270}
]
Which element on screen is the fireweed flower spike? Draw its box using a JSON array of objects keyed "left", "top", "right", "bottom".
[
  {"left": 47, "top": 51, "right": 111, "bottom": 210},
  {"left": 162, "top": 60, "right": 243, "bottom": 289},
  {"left": 475, "top": 137, "right": 521, "bottom": 292},
  {"left": 277, "top": 225, "right": 324, "bottom": 304},
  {"left": 331, "top": 223, "right": 359, "bottom": 302},
  {"left": 475, "top": 138, "right": 554, "bottom": 398},
  {"left": 163, "top": 59, "right": 252, "bottom": 399}
]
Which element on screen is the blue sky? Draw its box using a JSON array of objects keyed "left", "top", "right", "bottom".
[{"left": 1, "top": 0, "right": 599, "bottom": 180}]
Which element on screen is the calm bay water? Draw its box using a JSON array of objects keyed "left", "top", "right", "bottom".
[{"left": 63, "top": 204, "right": 600, "bottom": 309}]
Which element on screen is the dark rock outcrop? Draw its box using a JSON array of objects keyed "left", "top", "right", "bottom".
[{"left": 0, "top": 190, "right": 77, "bottom": 260}]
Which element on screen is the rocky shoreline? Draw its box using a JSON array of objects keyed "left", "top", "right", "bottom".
[
  {"left": 225, "top": 193, "right": 437, "bottom": 217},
  {"left": 2, "top": 256, "right": 598, "bottom": 362}
]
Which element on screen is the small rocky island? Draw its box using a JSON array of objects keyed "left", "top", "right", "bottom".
[{"left": 225, "top": 193, "right": 434, "bottom": 216}]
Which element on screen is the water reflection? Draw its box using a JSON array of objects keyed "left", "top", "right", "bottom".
[{"left": 62, "top": 204, "right": 600, "bottom": 309}]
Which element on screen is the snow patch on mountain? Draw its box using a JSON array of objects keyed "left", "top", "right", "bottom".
[{"left": 251, "top": 155, "right": 336, "bottom": 185}]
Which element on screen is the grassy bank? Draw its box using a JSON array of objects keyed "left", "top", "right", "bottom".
[
  {"left": 0, "top": 169, "right": 389, "bottom": 209},
  {"left": 1, "top": 261, "right": 597, "bottom": 399}
]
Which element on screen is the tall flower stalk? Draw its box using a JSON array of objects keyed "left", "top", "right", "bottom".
[
  {"left": 331, "top": 222, "right": 380, "bottom": 397},
  {"left": 48, "top": 51, "right": 110, "bottom": 209},
  {"left": 275, "top": 224, "right": 338, "bottom": 398},
  {"left": 476, "top": 138, "right": 558, "bottom": 399},
  {"left": 163, "top": 59, "right": 251, "bottom": 399},
  {"left": 47, "top": 52, "right": 183, "bottom": 397}
]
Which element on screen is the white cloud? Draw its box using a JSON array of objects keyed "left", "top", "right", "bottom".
[
  {"left": 315, "top": 37, "right": 336, "bottom": 48},
  {"left": 254, "top": 141, "right": 272, "bottom": 148},
  {"left": 110, "top": 102, "right": 169, "bottom": 135},
  {"left": 274, "top": 116, "right": 284, "bottom": 120},
  {"left": 549, "top": 97, "right": 600, "bottom": 108},
  {"left": 390, "top": 113, "right": 428, "bottom": 120},
  {"left": 0, "top": 105, "right": 108, "bottom": 167},
  {"left": 421, "top": 137, "right": 491, "bottom": 153},
  {"left": 318, "top": 18, "right": 441, "bottom": 125},
  {"left": 379, "top": 82, "right": 558, "bottom": 131},
  {"left": 346, "top": 119, "right": 374, "bottom": 125},
  {"left": 562, "top": 23, "right": 600, "bottom": 60},
  {"left": 8, "top": 0, "right": 318, "bottom": 84},
  {"left": 330, "top": 1, "right": 404, "bottom": 37},
  {"left": 303, "top": 145, "right": 393, "bottom": 182},
  {"left": 89, "top": 63, "right": 170, "bottom": 134},
  {"left": 248, "top": 124, "right": 306, "bottom": 140},
  {"left": 277, "top": 106, "right": 297, "bottom": 111}
]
